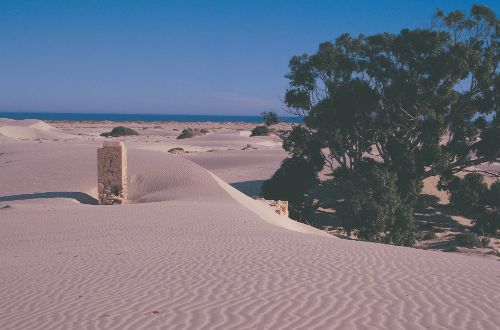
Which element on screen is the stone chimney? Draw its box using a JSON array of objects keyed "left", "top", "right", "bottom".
[{"left": 97, "top": 141, "right": 127, "bottom": 205}]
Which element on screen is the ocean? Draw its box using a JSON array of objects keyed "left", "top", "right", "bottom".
[{"left": 0, "top": 112, "right": 303, "bottom": 123}]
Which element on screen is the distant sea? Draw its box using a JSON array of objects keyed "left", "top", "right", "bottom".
[{"left": 0, "top": 112, "right": 303, "bottom": 123}]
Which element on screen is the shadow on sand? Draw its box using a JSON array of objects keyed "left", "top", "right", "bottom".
[
  {"left": 230, "top": 180, "right": 265, "bottom": 198},
  {"left": 0, "top": 192, "right": 98, "bottom": 205}
]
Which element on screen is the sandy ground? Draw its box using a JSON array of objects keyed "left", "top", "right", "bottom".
[{"left": 1, "top": 119, "right": 500, "bottom": 329}]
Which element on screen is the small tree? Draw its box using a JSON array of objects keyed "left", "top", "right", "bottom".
[{"left": 261, "top": 111, "right": 279, "bottom": 126}]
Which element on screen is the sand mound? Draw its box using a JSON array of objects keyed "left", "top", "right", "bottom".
[
  {"left": 1, "top": 140, "right": 500, "bottom": 329},
  {"left": 128, "top": 150, "right": 231, "bottom": 203},
  {"left": 0, "top": 119, "right": 74, "bottom": 140},
  {"left": 211, "top": 173, "right": 328, "bottom": 236}
]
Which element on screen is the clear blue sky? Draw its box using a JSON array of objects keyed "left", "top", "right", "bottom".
[{"left": 1, "top": 0, "right": 498, "bottom": 115}]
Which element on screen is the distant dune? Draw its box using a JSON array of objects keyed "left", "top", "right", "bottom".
[{"left": 0, "top": 119, "right": 75, "bottom": 140}]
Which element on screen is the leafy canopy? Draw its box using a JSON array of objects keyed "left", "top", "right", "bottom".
[{"left": 268, "top": 5, "right": 499, "bottom": 245}]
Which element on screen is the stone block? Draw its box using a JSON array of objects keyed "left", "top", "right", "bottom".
[{"left": 97, "top": 141, "right": 127, "bottom": 205}]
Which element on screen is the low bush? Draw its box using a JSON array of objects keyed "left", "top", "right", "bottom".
[
  {"left": 100, "top": 126, "right": 139, "bottom": 137},
  {"left": 456, "top": 232, "right": 488, "bottom": 248},
  {"left": 250, "top": 125, "right": 272, "bottom": 136},
  {"left": 177, "top": 128, "right": 208, "bottom": 139},
  {"left": 262, "top": 157, "right": 319, "bottom": 218},
  {"left": 421, "top": 231, "right": 437, "bottom": 240}
]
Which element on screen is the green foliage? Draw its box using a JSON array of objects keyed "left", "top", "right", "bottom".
[
  {"left": 456, "top": 232, "right": 489, "bottom": 248},
  {"left": 448, "top": 175, "right": 500, "bottom": 235},
  {"left": 473, "top": 209, "right": 500, "bottom": 236},
  {"left": 284, "top": 5, "right": 498, "bottom": 178},
  {"left": 262, "top": 157, "right": 319, "bottom": 217},
  {"left": 177, "top": 128, "right": 208, "bottom": 139},
  {"left": 100, "top": 126, "right": 138, "bottom": 137},
  {"left": 250, "top": 125, "right": 272, "bottom": 136},
  {"left": 488, "top": 180, "right": 500, "bottom": 207},
  {"left": 261, "top": 111, "right": 279, "bottom": 126},
  {"left": 268, "top": 4, "right": 498, "bottom": 246},
  {"left": 281, "top": 126, "right": 324, "bottom": 172},
  {"left": 449, "top": 173, "right": 488, "bottom": 214},
  {"left": 335, "top": 162, "right": 417, "bottom": 246}
]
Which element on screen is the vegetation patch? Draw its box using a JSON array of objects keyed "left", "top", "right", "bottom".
[
  {"left": 168, "top": 147, "right": 188, "bottom": 154},
  {"left": 251, "top": 111, "right": 279, "bottom": 137},
  {"left": 263, "top": 5, "right": 499, "bottom": 247},
  {"left": 176, "top": 128, "right": 208, "bottom": 139},
  {"left": 456, "top": 232, "right": 490, "bottom": 248},
  {"left": 250, "top": 125, "right": 272, "bottom": 137},
  {"left": 448, "top": 176, "right": 500, "bottom": 236},
  {"left": 100, "top": 126, "right": 139, "bottom": 137}
]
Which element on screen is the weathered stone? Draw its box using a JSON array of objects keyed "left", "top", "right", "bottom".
[
  {"left": 256, "top": 198, "right": 289, "bottom": 217},
  {"left": 97, "top": 141, "right": 127, "bottom": 205},
  {"left": 274, "top": 200, "right": 289, "bottom": 217}
]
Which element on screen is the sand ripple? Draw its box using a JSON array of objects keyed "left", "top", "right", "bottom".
[{"left": 1, "top": 141, "right": 500, "bottom": 329}]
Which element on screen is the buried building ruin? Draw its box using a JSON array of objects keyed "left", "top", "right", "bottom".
[
  {"left": 97, "top": 141, "right": 127, "bottom": 205},
  {"left": 257, "top": 198, "right": 289, "bottom": 217}
]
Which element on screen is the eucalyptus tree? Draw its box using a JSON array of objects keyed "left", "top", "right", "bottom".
[{"left": 264, "top": 5, "right": 499, "bottom": 245}]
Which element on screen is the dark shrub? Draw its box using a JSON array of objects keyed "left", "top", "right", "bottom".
[
  {"left": 487, "top": 180, "right": 500, "bottom": 207},
  {"left": 421, "top": 231, "right": 438, "bottom": 240},
  {"left": 100, "top": 126, "right": 139, "bottom": 137},
  {"left": 262, "top": 157, "right": 319, "bottom": 217},
  {"left": 472, "top": 209, "right": 500, "bottom": 236},
  {"left": 456, "top": 232, "right": 487, "bottom": 248},
  {"left": 449, "top": 173, "right": 487, "bottom": 214},
  {"left": 335, "top": 163, "right": 417, "bottom": 246},
  {"left": 177, "top": 128, "right": 208, "bottom": 139},
  {"left": 250, "top": 125, "right": 272, "bottom": 137},
  {"left": 449, "top": 176, "right": 499, "bottom": 235}
]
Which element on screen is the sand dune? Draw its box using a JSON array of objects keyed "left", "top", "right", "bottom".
[
  {"left": 1, "top": 123, "right": 500, "bottom": 329},
  {"left": 0, "top": 119, "right": 76, "bottom": 141},
  {"left": 184, "top": 148, "right": 288, "bottom": 196}
]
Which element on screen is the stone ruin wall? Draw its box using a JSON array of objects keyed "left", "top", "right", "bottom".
[
  {"left": 256, "top": 198, "right": 289, "bottom": 217},
  {"left": 97, "top": 141, "right": 127, "bottom": 205}
]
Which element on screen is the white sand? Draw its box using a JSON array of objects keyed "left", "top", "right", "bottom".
[
  {"left": 0, "top": 119, "right": 76, "bottom": 141},
  {"left": 1, "top": 119, "right": 500, "bottom": 329}
]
